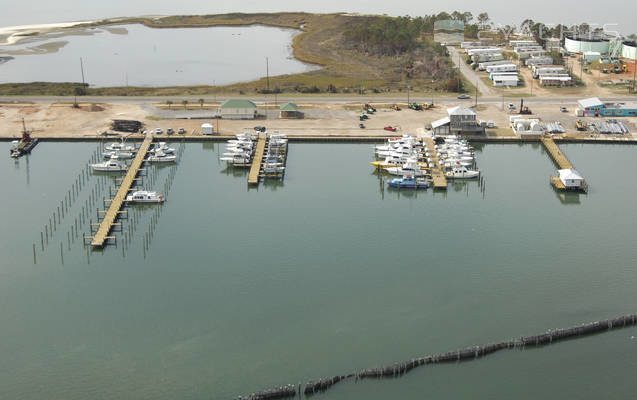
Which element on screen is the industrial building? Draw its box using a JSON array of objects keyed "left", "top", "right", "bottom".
[
  {"left": 565, "top": 34, "right": 610, "bottom": 54},
  {"left": 219, "top": 99, "right": 258, "bottom": 119},
  {"left": 622, "top": 40, "right": 637, "bottom": 60},
  {"left": 577, "top": 97, "right": 637, "bottom": 117}
]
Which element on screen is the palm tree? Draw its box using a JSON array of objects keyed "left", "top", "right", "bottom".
[
  {"left": 166, "top": 100, "right": 173, "bottom": 110},
  {"left": 198, "top": 98, "right": 204, "bottom": 109},
  {"left": 182, "top": 100, "right": 188, "bottom": 110}
]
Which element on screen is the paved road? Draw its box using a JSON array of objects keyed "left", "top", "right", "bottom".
[
  {"left": 447, "top": 46, "right": 496, "bottom": 97},
  {"left": 1, "top": 95, "right": 635, "bottom": 105}
]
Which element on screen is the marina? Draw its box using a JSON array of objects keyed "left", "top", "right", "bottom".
[
  {"left": 541, "top": 136, "right": 589, "bottom": 192},
  {"left": 2, "top": 142, "right": 637, "bottom": 400},
  {"left": 88, "top": 134, "right": 153, "bottom": 247}
]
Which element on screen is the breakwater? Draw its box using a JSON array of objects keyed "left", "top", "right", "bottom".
[{"left": 237, "top": 314, "right": 637, "bottom": 400}]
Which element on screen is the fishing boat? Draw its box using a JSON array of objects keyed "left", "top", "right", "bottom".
[
  {"left": 103, "top": 151, "right": 135, "bottom": 159},
  {"left": 263, "top": 163, "right": 285, "bottom": 173},
  {"left": 220, "top": 154, "right": 252, "bottom": 164},
  {"left": 10, "top": 119, "right": 38, "bottom": 158},
  {"left": 90, "top": 159, "right": 128, "bottom": 172},
  {"left": 387, "top": 175, "right": 432, "bottom": 189},
  {"left": 125, "top": 190, "right": 164, "bottom": 203},
  {"left": 152, "top": 142, "right": 175, "bottom": 154},
  {"left": 444, "top": 165, "right": 480, "bottom": 179},
  {"left": 147, "top": 150, "right": 176, "bottom": 163},
  {"left": 105, "top": 140, "right": 136, "bottom": 152}
]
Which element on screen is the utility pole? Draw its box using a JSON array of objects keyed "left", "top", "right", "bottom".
[
  {"left": 266, "top": 57, "right": 270, "bottom": 92},
  {"left": 407, "top": 85, "right": 411, "bottom": 105},
  {"left": 632, "top": 61, "right": 636, "bottom": 94},
  {"left": 213, "top": 79, "right": 216, "bottom": 102},
  {"left": 79, "top": 57, "right": 85, "bottom": 85},
  {"left": 475, "top": 81, "right": 478, "bottom": 107}
]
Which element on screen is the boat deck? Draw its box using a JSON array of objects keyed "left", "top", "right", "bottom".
[
  {"left": 91, "top": 134, "right": 153, "bottom": 247},
  {"left": 248, "top": 133, "right": 266, "bottom": 185},
  {"left": 422, "top": 137, "right": 448, "bottom": 189}
]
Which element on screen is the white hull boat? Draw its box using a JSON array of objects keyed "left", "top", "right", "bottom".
[
  {"left": 126, "top": 190, "right": 164, "bottom": 203},
  {"left": 445, "top": 166, "right": 480, "bottom": 179},
  {"left": 91, "top": 160, "right": 128, "bottom": 172},
  {"left": 103, "top": 151, "right": 135, "bottom": 159}
]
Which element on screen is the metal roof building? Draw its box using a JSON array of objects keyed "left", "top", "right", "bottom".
[{"left": 220, "top": 99, "right": 257, "bottom": 119}]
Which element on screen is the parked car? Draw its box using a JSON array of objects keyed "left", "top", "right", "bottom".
[
  {"left": 254, "top": 126, "right": 266, "bottom": 132},
  {"left": 457, "top": 94, "right": 471, "bottom": 99},
  {"left": 508, "top": 103, "right": 516, "bottom": 111},
  {"left": 384, "top": 126, "right": 397, "bottom": 132},
  {"left": 560, "top": 106, "right": 568, "bottom": 112},
  {"left": 155, "top": 128, "right": 163, "bottom": 134},
  {"left": 166, "top": 128, "right": 174, "bottom": 135},
  {"left": 359, "top": 123, "right": 365, "bottom": 129},
  {"left": 178, "top": 128, "right": 186, "bottom": 134}
]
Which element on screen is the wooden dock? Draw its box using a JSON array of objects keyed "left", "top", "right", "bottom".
[
  {"left": 248, "top": 133, "right": 266, "bottom": 185},
  {"left": 541, "top": 137, "right": 573, "bottom": 169},
  {"left": 422, "top": 137, "right": 447, "bottom": 189},
  {"left": 91, "top": 134, "right": 153, "bottom": 247}
]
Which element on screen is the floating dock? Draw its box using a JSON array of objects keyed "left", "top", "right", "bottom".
[
  {"left": 248, "top": 133, "right": 267, "bottom": 185},
  {"left": 422, "top": 137, "right": 447, "bottom": 189},
  {"left": 90, "top": 134, "right": 153, "bottom": 247},
  {"left": 541, "top": 137, "right": 588, "bottom": 192}
]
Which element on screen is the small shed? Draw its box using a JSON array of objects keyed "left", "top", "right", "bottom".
[
  {"left": 431, "top": 117, "right": 451, "bottom": 134},
  {"left": 201, "top": 123, "right": 214, "bottom": 135},
  {"left": 558, "top": 169, "right": 585, "bottom": 188},
  {"left": 220, "top": 99, "right": 257, "bottom": 119},
  {"left": 279, "top": 102, "right": 303, "bottom": 119}
]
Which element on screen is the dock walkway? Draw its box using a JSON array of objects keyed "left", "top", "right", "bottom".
[
  {"left": 91, "top": 134, "right": 153, "bottom": 247},
  {"left": 248, "top": 133, "right": 266, "bottom": 185},
  {"left": 422, "top": 137, "right": 447, "bottom": 189},
  {"left": 541, "top": 137, "right": 573, "bottom": 169}
]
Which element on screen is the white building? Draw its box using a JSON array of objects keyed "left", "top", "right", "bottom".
[
  {"left": 558, "top": 169, "right": 585, "bottom": 188},
  {"left": 526, "top": 56, "right": 554, "bottom": 67},
  {"left": 510, "top": 116, "right": 544, "bottom": 135},
  {"left": 510, "top": 40, "right": 538, "bottom": 47},
  {"left": 486, "top": 63, "right": 518, "bottom": 73},
  {"left": 478, "top": 59, "right": 512, "bottom": 70},
  {"left": 493, "top": 75, "right": 519, "bottom": 87},
  {"left": 201, "top": 123, "right": 214, "bottom": 135}
]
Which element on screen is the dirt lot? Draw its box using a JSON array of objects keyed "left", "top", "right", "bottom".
[{"left": 1, "top": 100, "right": 635, "bottom": 141}]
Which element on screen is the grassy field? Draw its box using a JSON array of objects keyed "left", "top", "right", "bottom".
[{"left": 0, "top": 13, "right": 472, "bottom": 97}]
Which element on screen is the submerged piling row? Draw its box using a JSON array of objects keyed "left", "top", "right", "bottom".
[
  {"left": 237, "top": 384, "right": 296, "bottom": 400},
  {"left": 238, "top": 314, "right": 637, "bottom": 399}
]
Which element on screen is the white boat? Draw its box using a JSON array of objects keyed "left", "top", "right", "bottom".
[
  {"left": 105, "top": 141, "right": 136, "bottom": 152},
  {"left": 125, "top": 190, "right": 164, "bottom": 203},
  {"left": 263, "top": 163, "right": 285, "bottom": 173},
  {"left": 147, "top": 150, "right": 176, "bottom": 163},
  {"left": 220, "top": 154, "right": 251, "bottom": 163},
  {"left": 441, "top": 159, "right": 473, "bottom": 167},
  {"left": 152, "top": 142, "right": 175, "bottom": 154},
  {"left": 103, "top": 151, "right": 135, "bottom": 159},
  {"left": 90, "top": 159, "right": 128, "bottom": 172},
  {"left": 444, "top": 165, "right": 480, "bottom": 179}
]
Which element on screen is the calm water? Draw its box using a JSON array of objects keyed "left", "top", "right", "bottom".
[
  {"left": 1, "top": 142, "right": 636, "bottom": 399},
  {"left": 0, "top": 1, "right": 634, "bottom": 35},
  {"left": 0, "top": 24, "right": 316, "bottom": 86}
]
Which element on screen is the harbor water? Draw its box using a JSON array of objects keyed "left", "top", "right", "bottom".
[{"left": 1, "top": 142, "right": 636, "bottom": 399}]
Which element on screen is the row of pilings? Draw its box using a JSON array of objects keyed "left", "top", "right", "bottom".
[{"left": 236, "top": 314, "right": 637, "bottom": 400}]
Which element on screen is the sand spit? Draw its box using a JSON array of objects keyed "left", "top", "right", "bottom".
[{"left": 0, "top": 21, "right": 95, "bottom": 46}]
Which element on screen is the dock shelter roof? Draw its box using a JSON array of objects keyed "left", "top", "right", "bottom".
[
  {"left": 558, "top": 169, "right": 584, "bottom": 181},
  {"left": 578, "top": 97, "right": 604, "bottom": 109},
  {"left": 279, "top": 102, "right": 298, "bottom": 111}
]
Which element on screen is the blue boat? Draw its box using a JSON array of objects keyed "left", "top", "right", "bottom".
[{"left": 387, "top": 175, "right": 432, "bottom": 189}]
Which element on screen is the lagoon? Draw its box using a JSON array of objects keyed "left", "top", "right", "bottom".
[
  {"left": 0, "top": 24, "right": 316, "bottom": 87},
  {"left": 1, "top": 142, "right": 636, "bottom": 399}
]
